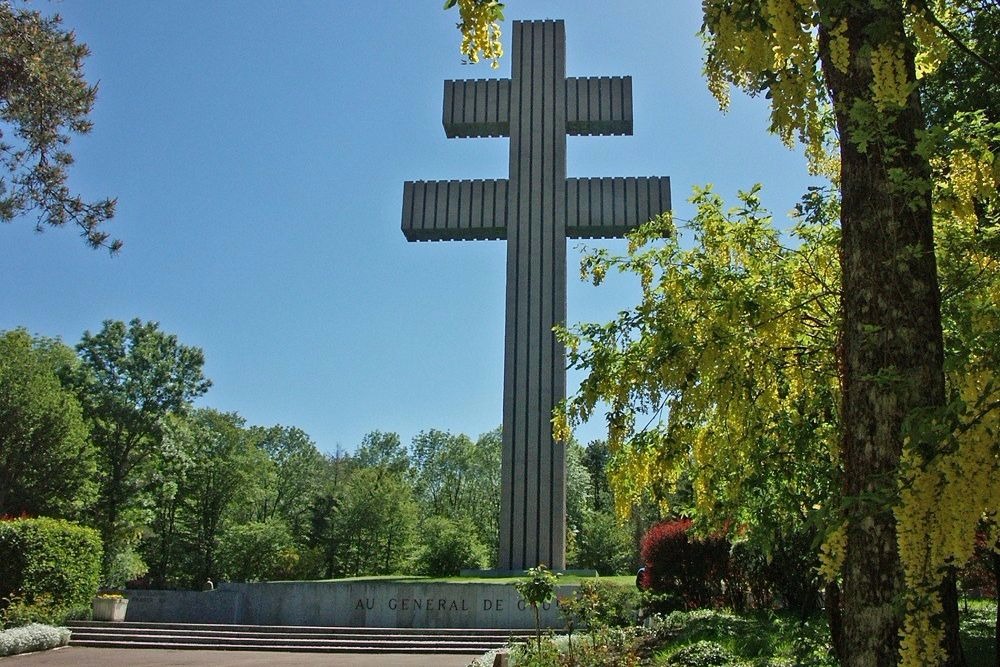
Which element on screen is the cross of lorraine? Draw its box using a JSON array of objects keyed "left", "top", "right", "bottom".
[{"left": 402, "top": 19, "right": 671, "bottom": 571}]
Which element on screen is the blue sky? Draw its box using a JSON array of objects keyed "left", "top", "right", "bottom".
[{"left": 2, "top": 2, "right": 818, "bottom": 454}]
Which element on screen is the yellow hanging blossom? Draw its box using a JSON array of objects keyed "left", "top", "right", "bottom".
[
  {"left": 456, "top": 0, "right": 503, "bottom": 69},
  {"left": 869, "top": 43, "right": 911, "bottom": 110},
  {"left": 827, "top": 19, "right": 850, "bottom": 74}
]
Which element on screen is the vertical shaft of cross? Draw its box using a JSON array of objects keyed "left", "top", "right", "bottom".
[{"left": 498, "top": 20, "right": 567, "bottom": 571}]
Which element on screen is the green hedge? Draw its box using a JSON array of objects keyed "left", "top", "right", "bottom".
[{"left": 0, "top": 517, "right": 102, "bottom": 627}]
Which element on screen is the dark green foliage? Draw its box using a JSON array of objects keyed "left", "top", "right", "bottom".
[
  {"left": 0, "top": 3, "right": 118, "bottom": 250},
  {"left": 565, "top": 438, "right": 593, "bottom": 555},
  {"left": 355, "top": 431, "right": 410, "bottom": 478},
  {"left": 959, "top": 599, "right": 997, "bottom": 667},
  {"left": 312, "top": 465, "right": 418, "bottom": 577},
  {"left": 250, "top": 424, "right": 325, "bottom": 535},
  {"left": 727, "top": 529, "right": 823, "bottom": 616},
  {"left": 922, "top": 1, "right": 1000, "bottom": 126},
  {"left": 216, "top": 520, "right": 298, "bottom": 582},
  {"left": 582, "top": 439, "right": 612, "bottom": 512},
  {"left": 573, "top": 511, "right": 635, "bottom": 575},
  {"left": 415, "top": 515, "right": 487, "bottom": 575},
  {"left": 0, "top": 518, "right": 101, "bottom": 627},
  {"left": 0, "top": 329, "right": 95, "bottom": 518}
]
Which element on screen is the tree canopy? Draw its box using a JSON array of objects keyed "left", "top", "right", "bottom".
[
  {"left": 0, "top": 329, "right": 95, "bottom": 518},
  {"left": 0, "top": 1, "right": 118, "bottom": 251}
]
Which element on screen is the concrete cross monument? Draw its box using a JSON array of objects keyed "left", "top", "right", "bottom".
[{"left": 402, "top": 20, "right": 671, "bottom": 571}]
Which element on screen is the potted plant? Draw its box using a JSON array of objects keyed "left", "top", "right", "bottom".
[{"left": 91, "top": 592, "right": 128, "bottom": 621}]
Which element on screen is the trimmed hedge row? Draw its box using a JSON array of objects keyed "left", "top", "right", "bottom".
[{"left": 0, "top": 517, "right": 102, "bottom": 627}]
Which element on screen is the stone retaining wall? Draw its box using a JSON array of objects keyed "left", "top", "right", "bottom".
[{"left": 125, "top": 581, "right": 576, "bottom": 629}]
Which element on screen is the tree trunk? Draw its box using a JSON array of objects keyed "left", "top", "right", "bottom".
[
  {"left": 817, "top": 2, "right": 950, "bottom": 664},
  {"left": 939, "top": 570, "right": 966, "bottom": 667},
  {"left": 826, "top": 580, "right": 847, "bottom": 666},
  {"left": 993, "top": 548, "right": 1000, "bottom": 667}
]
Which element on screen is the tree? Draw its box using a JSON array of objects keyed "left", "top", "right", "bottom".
[
  {"left": 0, "top": 2, "right": 118, "bottom": 251},
  {"left": 560, "top": 178, "right": 1000, "bottom": 661},
  {"left": 216, "top": 519, "right": 298, "bottom": 583},
  {"left": 582, "top": 440, "right": 612, "bottom": 513},
  {"left": 409, "top": 427, "right": 501, "bottom": 560},
  {"left": 513, "top": 565, "right": 559, "bottom": 651},
  {"left": 355, "top": 430, "right": 410, "bottom": 480},
  {"left": 249, "top": 424, "right": 325, "bottom": 538},
  {"left": 307, "top": 448, "right": 355, "bottom": 579},
  {"left": 572, "top": 511, "right": 633, "bottom": 576},
  {"left": 0, "top": 329, "right": 95, "bottom": 518},
  {"left": 460, "top": 5, "right": 996, "bottom": 665},
  {"left": 329, "top": 466, "right": 418, "bottom": 576},
  {"left": 69, "top": 318, "right": 210, "bottom": 582},
  {"left": 564, "top": 437, "right": 592, "bottom": 566},
  {"left": 180, "top": 409, "right": 269, "bottom": 587},
  {"left": 414, "top": 515, "right": 488, "bottom": 576},
  {"left": 699, "top": 6, "right": 955, "bottom": 660},
  {"left": 559, "top": 187, "right": 840, "bottom": 590}
]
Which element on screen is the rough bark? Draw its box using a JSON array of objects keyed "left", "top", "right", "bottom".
[
  {"left": 939, "top": 570, "right": 966, "bottom": 667},
  {"left": 826, "top": 580, "right": 847, "bottom": 665},
  {"left": 994, "top": 548, "right": 1000, "bottom": 667},
  {"left": 817, "top": 2, "right": 950, "bottom": 665}
]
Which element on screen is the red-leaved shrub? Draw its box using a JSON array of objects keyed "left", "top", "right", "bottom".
[{"left": 640, "top": 518, "right": 730, "bottom": 611}]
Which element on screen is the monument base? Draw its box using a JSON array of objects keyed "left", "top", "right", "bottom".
[{"left": 125, "top": 579, "right": 580, "bottom": 629}]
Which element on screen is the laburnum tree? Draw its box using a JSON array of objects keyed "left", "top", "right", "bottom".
[
  {"left": 453, "top": 2, "right": 1000, "bottom": 665},
  {"left": 0, "top": 1, "right": 118, "bottom": 251},
  {"left": 689, "top": 4, "right": 997, "bottom": 665}
]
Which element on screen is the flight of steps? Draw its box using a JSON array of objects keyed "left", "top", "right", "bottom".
[{"left": 65, "top": 620, "right": 536, "bottom": 654}]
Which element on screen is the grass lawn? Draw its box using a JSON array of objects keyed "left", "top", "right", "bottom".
[{"left": 962, "top": 598, "right": 997, "bottom": 667}]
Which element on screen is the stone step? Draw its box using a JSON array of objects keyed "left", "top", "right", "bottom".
[
  {"left": 68, "top": 620, "right": 531, "bottom": 637},
  {"left": 67, "top": 639, "right": 494, "bottom": 654},
  {"left": 65, "top": 621, "right": 538, "bottom": 654}
]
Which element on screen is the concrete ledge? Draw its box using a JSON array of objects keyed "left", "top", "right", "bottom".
[{"left": 126, "top": 581, "right": 578, "bottom": 629}]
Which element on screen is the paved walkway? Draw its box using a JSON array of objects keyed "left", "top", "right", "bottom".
[{"left": 2, "top": 647, "right": 478, "bottom": 666}]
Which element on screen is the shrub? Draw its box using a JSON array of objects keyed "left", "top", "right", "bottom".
[
  {"left": 727, "top": 530, "right": 823, "bottom": 616},
  {"left": 515, "top": 565, "right": 559, "bottom": 651},
  {"left": 561, "top": 580, "right": 640, "bottom": 631},
  {"left": 0, "top": 623, "right": 71, "bottom": 657},
  {"left": 662, "top": 640, "right": 735, "bottom": 666},
  {"left": 509, "top": 636, "right": 562, "bottom": 666},
  {"left": 415, "top": 515, "right": 487, "bottom": 576},
  {"left": 958, "top": 528, "right": 998, "bottom": 598},
  {"left": 0, "top": 517, "right": 101, "bottom": 628},
  {"left": 640, "top": 519, "right": 730, "bottom": 612}
]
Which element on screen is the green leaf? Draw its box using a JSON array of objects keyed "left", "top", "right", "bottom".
[{"left": 443, "top": 0, "right": 457, "bottom": 9}]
